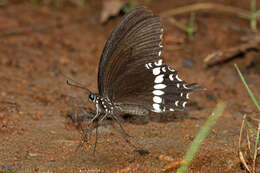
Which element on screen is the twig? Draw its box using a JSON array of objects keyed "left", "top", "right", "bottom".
[
  {"left": 253, "top": 123, "right": 260, "bottom": 173},
  {"left": 0, "top": 24, "right": 60, "bottom": 37},
  {"left": 160, "top": 2, "right": 258, "bottom": 22},
  {"left": 204, "top": 35, "right": 260, "bottom": 66},
  {"left": 0, "top": 17, "right": 84, "bottom": 38},
  {"left": 238, "top": 114, "right": 253, "bottom": 173}
]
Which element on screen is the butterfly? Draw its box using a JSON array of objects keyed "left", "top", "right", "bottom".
[{"left": 67, "top": 6, "right": 203, "bottom": 154}]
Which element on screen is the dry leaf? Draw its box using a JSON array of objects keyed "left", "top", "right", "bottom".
[
  {"left": 100, "top": 0, "right": 124, "bottom": 23},
  {"left": 163, "top": 160, "right": 184, "bottom": 172},
  {"left": 158, "top": 154, "right": 174, "bottom": 162}
]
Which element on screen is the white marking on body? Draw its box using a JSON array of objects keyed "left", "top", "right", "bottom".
[
  {"left": 180, "top": 92, "right": 183, "bottom": 97},
  {"left": 183, "top": 101, "right": 187, "bottom": 107},
  {"left": 168, "top": 66, "right": 175, "bottom": 72},
  {"left": 153, "top": 103, "right": 161, "bottom": 112},
  {"left": 169, "top": 74, "right": 174, "bottom": 81},
  {"left": 145, "top": 64, "right": 149, "bottom": 69},
  {"left": 183, "top": 84, "right": 189, "bottom": 89},
  {"left": 153, "top": 90, "right": 164, "bottom": 96},
  {"left": 169, "top": 108, "right": 174, "bottom": 111},
  {"left": 153, "top": 67, "right": 160, "bottom": 75},
  {"left": 162, "top": 67, "right": 166, "bottom": 72},
  {"left": 154, "top": 84, "right": 167, "bottom": 89},
  {"left": 154, "top": 59, "right": 163, "bottom": 66},
  {"left": 162, "top": 106, "right": 166, "bottom": 111},
  {"left": 148, "top": 63, "right": 153, "bottom": 68},
  {"left": 176, "top": 75, "right": 182, "bottom": 81},
  {"left": 177, "top": 83, "right": 180, "bottom": 88},
  {"left": 154, "top": 74, "right": 164, "bottom": 83},
  {"left": 153, "top": 96, "right": 162, "bottom": 104},
  {"left": 175, "top": 100, "right": 179, "bottom": 106},
  {"left": 159, "top": 44, "right": 163, "bottom": 48},
  {"left": 160, "top": 29, "right": 163, "bottom": 39},
  {"left": 186, "top": 93, "right": 190, "bottom": 99},
  {"left": 158, "top": 51, "right": 161, "bottom": 56}
]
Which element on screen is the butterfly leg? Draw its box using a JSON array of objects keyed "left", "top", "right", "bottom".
[
  {"left": 76, "top": 107, "right": 101, "bottom": 152},
  {"left": 111, "top": 114, "right": 149, "bottom": 155},
  {"left": 92, "top": 120, "right": 99, "bottom": 155}
]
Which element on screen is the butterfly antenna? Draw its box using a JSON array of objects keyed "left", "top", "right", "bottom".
[
  {"left": 66, "top": 80, "right": 91, "bottom": 94},
  {"left": 58, "top": 69, "right": 91, "bottom": 94}
]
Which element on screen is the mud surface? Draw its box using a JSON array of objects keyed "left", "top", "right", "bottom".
[{"left": 0, "top": 0, "right": 260, "bottom": 172}]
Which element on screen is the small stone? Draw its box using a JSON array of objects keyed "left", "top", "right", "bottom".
[{"left": 183, "top": 57, "right": 195, "bottom": 68}]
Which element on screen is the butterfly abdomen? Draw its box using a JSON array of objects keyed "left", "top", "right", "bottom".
[{"left": 115, "top": 103, "right": 149, "bottom": 116}]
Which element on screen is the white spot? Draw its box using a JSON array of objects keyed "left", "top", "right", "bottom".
[
  {"left": 160, "top": 34, "right": 163, "bottom": 40},
  {"left": 158, "top": 51, "right": 162, "bottom": 56},
  {"left": 182, "top": 101, "right": 187, "bottom": 107},
  {"left": 168, "top": 66, "right": 175, "bottom": 72},
  {"left": 175, "top": 100, "right": 179, "bottom": 106},
  {"left": 183, "top": 84, "right": 189, "bottom": 89},
  {"left": 186, "top": 93, "right": 190, "bottom": 99},
  {"left": 153, "top": 96, "right": 162, "bottom": 104},
  {"left": 148, "top": 63, "right": 153, "bottom": 68},
  {"left": 176, "top": 75, "right": 182, "bottom": 81},
  {"left": 159, "top": 43, "right": 163, "bottom": 48},
  {"left": 153, "top": 67, "right": 160, "bottom": 75},
  {"left": 169, "top": 74, "right": 174, "bottom": 81},
  {"left": 162, "top": 106, "right": 166, "bottom": 111},
  {"left": 154, "top": 59, "right": 163, "bottom": 66},
  {"left": 161, "top": 67, "right": 166, "bottom": 72},
  {"left": 169, "top": 108, "right": 174, "bottom": 111},
  {"left": 145, "top": 64, "right": 149, "bottom": 69},
  {"left": 180, "top": 92, "right": 183, "bottom": 97},
  {"left": 154, "top": 74, "right": 164, "bottom": 83},
  {"left": 154, "top": 84, "right": 167, "bottom": 89},
  {"left": 153, "top": 90, "right": 164, "bottom": 96},
  {"left": 153, "top": 103, "right": 161, "bottom": 112},
  {"left": 177, "top": 83, "right": 180, "bottom": 88}
]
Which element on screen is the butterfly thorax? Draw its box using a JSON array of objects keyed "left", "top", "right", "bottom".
[{"left": 89, "top": 93, "right": 114, "bottom": 115}]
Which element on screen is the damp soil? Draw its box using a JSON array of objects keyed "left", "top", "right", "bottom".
[{"left": 0, "top": 0, "right": 260, "bottom": 172}]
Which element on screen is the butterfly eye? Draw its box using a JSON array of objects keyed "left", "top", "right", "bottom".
[{"left": 88, "top": 94, "right": 95, "bottom": 101}]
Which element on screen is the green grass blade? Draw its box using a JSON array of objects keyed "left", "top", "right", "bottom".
[
  {"left": 122, "top": 0, "right": 136, "bottom": 13},
  {"left": 177, "top": 102, "right": 226, "bottom": 173},
  {"left": 250, "top": 0, "right": 257, "bottom": 31},
  {"left": 234, "top": 64, "right": 260, "bottom": 111},
  {"left": 187, "top": 12, "right": 196, "bottom": 37}
]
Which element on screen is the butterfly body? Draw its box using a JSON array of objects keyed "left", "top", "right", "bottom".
[{"left": 69, "top": 7, "right": 203, "bottom": 153}]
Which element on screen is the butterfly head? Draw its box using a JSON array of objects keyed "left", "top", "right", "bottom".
[
  {"left": 88, "top": 93, "right": 114, "bottom": 115},
  {"left": 88, "top": 93, "right": 96, "bottom": 102}
]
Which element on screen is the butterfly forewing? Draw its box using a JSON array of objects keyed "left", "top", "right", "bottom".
[
  {"left": 98, "top": 7, "right": 158, "bottom": 97},
  {"left": 98, "top": 7, "right": 201, "bottom": 113}
]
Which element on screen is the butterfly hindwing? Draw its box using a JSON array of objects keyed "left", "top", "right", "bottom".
[{"left": 98, "top": 7, "right": 202, "bottom": 114}]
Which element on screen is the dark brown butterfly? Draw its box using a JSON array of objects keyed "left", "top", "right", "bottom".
[{"left": 68, "top": 7, "right": 203, "bottom": 154}]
